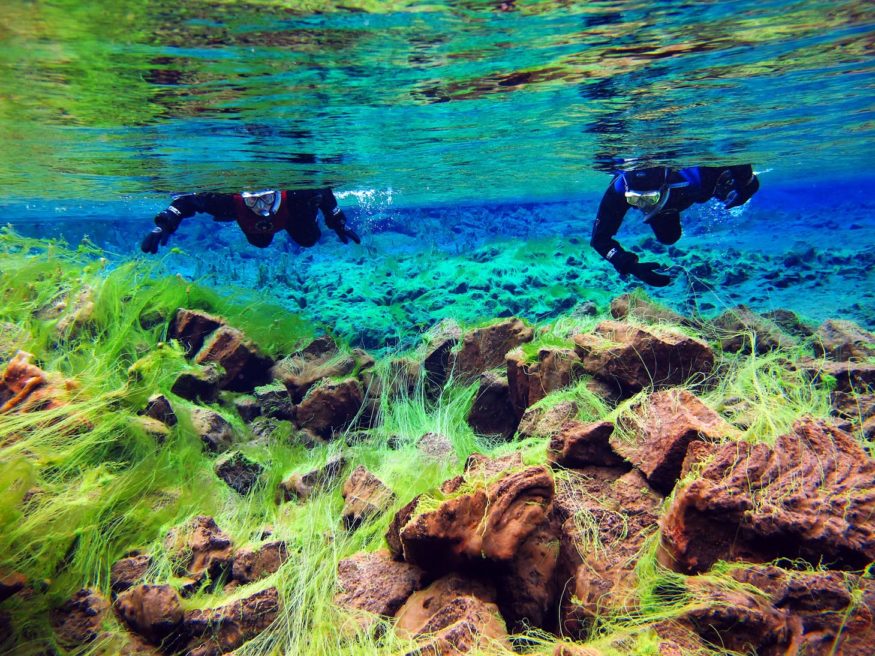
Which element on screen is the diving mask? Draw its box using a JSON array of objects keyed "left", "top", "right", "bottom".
[
  {"left": 242, "top": 190, "right": 281, "bottom": 217},
  {"left": 624, "top": 189, "right": 663, "bottom": 209}
]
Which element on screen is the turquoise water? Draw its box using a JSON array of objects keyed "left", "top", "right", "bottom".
[{"left": 1, "top": 0, "right": 874, "bottom": 343}]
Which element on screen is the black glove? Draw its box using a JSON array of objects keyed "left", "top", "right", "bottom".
[
  {"left": 610, "top": 250, "right": 672, "bottom": 287},
  {"left": 715, "top": 171, "right": 760, "bottom": 209},
  {"left": 141, "top": 227, "right": 170, "bottom": 254},
  {"left": 326, "top": 210, "right": 361, "bottom": 245},
  {"left": 630, "top": 261, "right": 672, "bottom": 287}
]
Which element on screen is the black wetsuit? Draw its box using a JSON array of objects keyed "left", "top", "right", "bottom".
[
  {"left": 591, "top": 165, "right": 758, "bottom": 285},
  {"left": 161, "top": 188, "right": 346, "bottom": 248}
]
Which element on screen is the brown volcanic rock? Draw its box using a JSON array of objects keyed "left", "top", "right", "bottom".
[
  {"left": 273, "top": 338, "right": 372, "bottom": 403},
  {"left": 295, "top": 378, "right": 364, "bottom": 439},
  {"left": 710, "top": 305, "right": 796, "bottom": 354},
  {"left": 171, "top": 363, "right": 222, "bottom": 404},
  {"left": 612, "top": 389, "right": 738, "bottom": 493},
  {"left": 814, "top": 319, "right": 875, "bottom": 361},
  {"left": 506, "top": 346, "right": 582, "bottom": 414},
  {"left": 572, "top": 321, "right": 714, "bottom": 396},
  {"left": 548, "top": 421, "right": 625, "bottom": 468},
  {"left": 386, "top": 495, "right": 421, "bottom": 561},
  {"left": 0, "top": 350, "right": 71, "bottom": 414},
  {"left": 190, "top": 408, "right": 235, "bottom": 453},
  {"left": 169, "top": 309, "right": 225, "bottom": 355},
  {"left": 660, "top": 418, "right": 875, "bottom": 574},
  {"left": 422, "top": 321, "right": 462, "bottom": 395},
  {"left": 610, "top": 293, "right": 687, "bottom": 325},
  {"left": 341, "top": 465, "right": 395, "bottom": 530},
  {"left": 232, "top": 541, "right": 289, "bottom": 584},
  {"left": 0, "top": 570, "right": 26, "bottom": 603},
  {"left": 465, "top": 372, "right": 519, "bottom": 439},
  {"left": 110, "top": 552, "right": 152, "bottom": 595},
  {"left": 395, "top": 574, "right": 509, "bottom": 655},
  {"left": 517, "top": 400, "right": 579, "bottom": 440},
  {"left": 184, "top": 587, "right": 279, "bottom": 655},
  {"left": 400, "top": 466, "right": 554, "bottom": 572},
  {"left": 195, "top": 326, "right": 273, "bottom": 392},
  {"left": 451, "top": 318, "right": 533, "bottom": 381},
  {"left": 277, "top": 454, "right": 347, "bottom": 502},
  {"left": 555, "top": 470, "right": 662, "bottom": 638},
  {"left": 141, "top": 394, "right": 177, "bottom": 426},
  {"left": 50, "top": 588, "right": 110, "bottom": 648},
  {"left": 335, "top": 550, "right": 429, "bottom": 618},
  {"left": 114, "top": 584, "right": 183, "bottom": 645},
  {"left": 165, "top": 516, "right": 233, "bottom": 583}
]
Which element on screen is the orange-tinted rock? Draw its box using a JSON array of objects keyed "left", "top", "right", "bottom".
[
  {"left": 451, "top": 318, "right": 533, "bottom": 381},
  {"left": 464, "top": 452, "right": 523, "bottom": 479},
  {"left": 610, "top": 293, "right": 687, "bottom": 325},
  {"left": 165, "top": 516, "right": 233, "bottom": 583},
  {"left": 710, "top": 306, "right": 796, "bottom": 354},
  {"left": 335, "top": 550, "right": 429, "bottom": 618},
  {"left": 169, "top": 309, "right": 225, "bottom": 355},
  {"left": 612, "top": 389, "right": 738, "bottom": 493},
  {"left": 184, "top": 587, "right": 279, "bottom": 655},
  {"left": 190, "top": 407, "right": 235, "bottom": 452},
  {"left": 0, "top": 351, "right": 71, "bottom": 414},
  {"left": 573, "top": 321, "right": 714, "bottom": 396},
  {"left": 273, "top": 338, "right": 371, "bottom": 403},
  {"left": 660, "top": 418, "right": 875, "bottom": 574},
  {"left": 195, "top": 326, "right": 273, "bottom": 392},
  {"left": 50, "top": 588, "right": 109, "bottom": 647},
  {"left": 231, "top": 541, "right": 288, "bottom": 584},
  {"left": 400, "top": 466, "right": 554, "bottom": 572},
  {"left": 115, "top": 584, "right": 182, "bottom": 645},
  {"left": 548, "top": 421, "right": 624, "bottom": 468},
  {"left": 0, "top": 571, "right": 26, "bottom": 603},
  {"left": 465, "top": 372, "right": 518, "bottom": 439},
  {"left": 276, "top": 454, "right": 346, "bottom": 502},
  {"left": 110, "top": 552, "right": 152, "bottom": 595},
  {"left": 814, "top": 319, "right": 875, "bottom": 361},
  {"left": 386, "top": 495, "right": 421, "bottom": 561},
  {"left": 395, "top": 574, "right": 508, "bottom": 654},
  {"left": 341, "top": 466, "right": 395, "bottom": 530},
  {"left": 517, "top": 400, "right": 579, "bottom": 440},
  {"left": 295, "top": 378, "right": 364, "bottom": 439},
  {"left": 506, "top": 347, "right": 582, "bottom": 413}
]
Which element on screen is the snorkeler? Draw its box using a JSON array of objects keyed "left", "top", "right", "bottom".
[
  {"left": 591, "top": 165, "right": 760, "bottom": 286},
  {"left": 141, "top": 188, "right": 360, "bottom": 253}
]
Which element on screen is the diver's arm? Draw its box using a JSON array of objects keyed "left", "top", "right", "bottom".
[
  {"left": 707, "top": 164, "right": 759, "bottom": 209},
  {"left": 591, "top": 182, "right": 637, "bottom": 273},
  {"left": 141, "top": 193, "right": 235, "bottom": 254},
  {"left": 318, "top": 188, "right": 360, "bottom": 244}
]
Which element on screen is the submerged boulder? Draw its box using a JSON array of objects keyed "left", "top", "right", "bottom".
[
  {"left": 50, "top": 588, "right": 110, "bottom": 648},
  {"left": 610, "top": 293, "right": 688, "bottom": 325},
  {"left": 169, "top": 309, "right": 225, "bottom": 355},
  {"left": 465, "top": 372, "right": 518, "bottom": 439},
  {"left": 660, "top": 418, "right": 875, "bottom": 573},
  {"left": 572, "top": 321, "right": 714, "bottom": 396},
  {"left": 710, "top": 306, "right": 796, "bottom": 354},
  {"left": 114, "top": 584, "right": 183, "bottom": 646},
  {"left": 232, "top": 541, "right": 289, "bottom": 584},
  {"left": 277, "top": 454, "right": 347, "bottom": 502},
  {"left": 335, "top": 550, "right": 429, "bottom": 619},
  {"left": 215, "top": 453, "right": 264, "bottom": 495},
  {"left": 548, "top": 421, "right": 624, "bottom": 468},
  {"left": 194, "top": 326, "right": 273, "bottom": 392},
  {"left": 165, "top": 516, "right": 233, "bottom": 584},
  {"left": 340, "top": 465, "right": 395, "bottom": 530},
  {"left": 294, "top": 378, "right": 364, "bottom": 439},
  {"left": 814, "top": 319, "right": 875, "bottom": 361},
  {"left": 190, "top": 407, "right": 235, "bottom": 452},
  {"left": 0, "top": 351, "right": 71, "bottom": 414},
  {"left": 506, "top": 346, "right": 583, "bottom": 413},
  {"left": 451, "top": 318, "right": 534, "bottom": 381},
  {"left": 110, "top": 552, "right": 152, "bottom": 595},
  {"left": 184, "top": 587, "right": 279, "bottom": 655}
]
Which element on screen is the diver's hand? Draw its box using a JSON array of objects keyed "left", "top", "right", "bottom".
[
  {"left": 630, "top": 261, "right": 672, "bottom": 287},
  {"left": 336, "top": 226, "right": 361, "bottom": 245},
  {"left": 141, "top": 227, "right": 170, "bottom": 254}
]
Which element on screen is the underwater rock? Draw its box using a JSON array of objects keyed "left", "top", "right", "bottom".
[
  {"left": 232, "top": 394, "right": 261, "bottom": 422},
  {"left": 0, "top": 571, "right": 26, "bottom": 603},
  {"left": 215, "top": 452, "right": 264, "bottom": 495},
  {"left": 184, "top": 587, "right": 279, "bottom": 656},
  {"left": 729, "top": 564, "right": 875, "bottom": 655},
  {"left": 548, "top": 421, "right": 624, "bottom": 468},
  {"left": 451, "top": 318, "right": 534, "bottom": 382},
  {"left": 395, "top": 574, "right": 509, "bottom": 655},
  {"left": 814, "top": 318, "right": 875, "bottom": 361},
  {"left": 231, "top": 541, "right": 289, "bottom": 584},
  {"left": 252, "top": 384, "right": 295, "bottom": 420},
  {"left": 276, "top": 454, "right": 346, "bottom": 502},
  {"left": 110, "top": 552, "right": 152, "bottom": 595},
  {"left": 169, "top": 308, "right": 226, "bottom": 355},
  {"left": 0, "top": 322, "right": 25, "bottom": 362},
  {"left": 465, "top": 372, "right": 518, "bottom": 439},
  {"left": 572, "top": 321, "right": 714, "bottom": 396},
  {"left": 140, "top": 394, "right": 177, "bottom": 427},
  {"left": 171, "top": 363, "right": 222, "bottom": 404},
  {"left": 55, "top": 286, "right": 96, "bottom": 337},
  {"left": 762, "top": 308, "right": 814, "bottom": 339},
  {"left": 804, "top": 359, "right": 875, "bottom": 437},
  {"left": 194, "top": 326, "right": 273, "bottom": 392},
  {"left": 611, "top": 389, "right": 739, "bottom": 493},
  {"left": 517, "top": 400, "right": 579, "bottom": 440},
  {"left": 273, "top": 338, "right": 372, "bottom": 404},
  {"left": 422, "top": 321, "right": 462, "bottom": 394},
  {"left": 294, "top": 378, "right": 364, "bottom": 439},
  {"left": 416, "top": 431, "right": 456, "bottom": 462},
  {"left": 681, "top": 577, "right": 800, "bottom": 656},
  {"left": 341, "top": 465, "right": 395, "bottom": 530},
  {"left": 114, "top": 584, "right": 182, "bottom": 646},
  {"left": 386, "top": 495, "right": 421, "bottom": 561},
  {"left": 50, "top": 588, "right": 110, "bottom": 648},
  {"left": 709, "top": 305, "right": 796, "bottom": 354},
  {"left": 400, "top": 466, "right": 553, "bottom": 573},
  {"left": 660, "top": 418, "right": 875, "bottom": 574},
  {"left": 463, "top": 452, "right": 523, "bottom": 479},
  {"left": 190, "top": 407, "right": 235, "bottom": 452},
  {"left": 0, "top": 350, "right": 71, "bottom": 414},
  {"left": 609, "top": 293, "right": 687, "bottom": 325},
  {"left": 506, "top": 346, "right": 583, "bottom": 413},
  {"left": 554, "top": 470, "right": 662, "bottom": 640},
  {"left": 335, "top": 550, "right": 429, "bottom": 619},
  {"left": 165, "top": 516, "right": 233, "bottom": 584}
]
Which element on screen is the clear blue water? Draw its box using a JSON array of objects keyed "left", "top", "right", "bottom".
[{"left": 1, "top": 0, "right": 874, "bottom": 343}]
